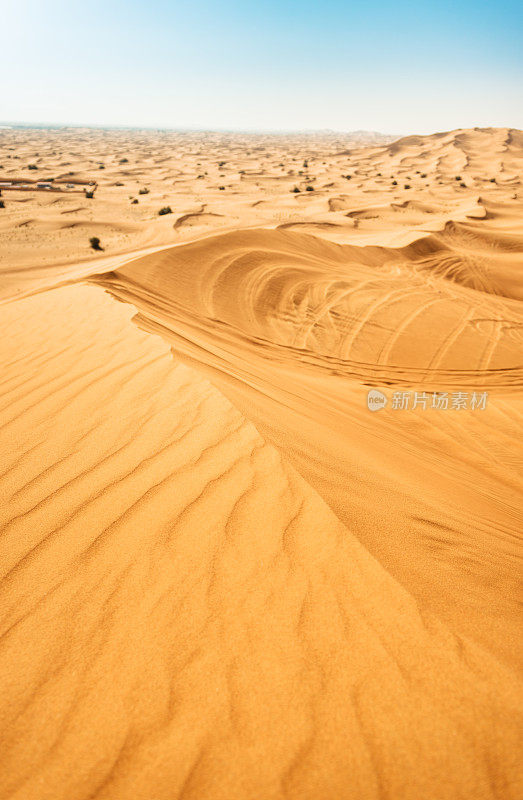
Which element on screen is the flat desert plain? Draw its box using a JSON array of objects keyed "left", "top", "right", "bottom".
[{"left": 0, "top": 126, "right": 522, "bottom": 799}]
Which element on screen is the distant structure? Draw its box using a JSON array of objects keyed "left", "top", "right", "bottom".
[{"left": 0, "top": 178, "right": 97, "bottom": 194}]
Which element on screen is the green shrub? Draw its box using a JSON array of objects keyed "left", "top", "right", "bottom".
[{"left": 158, "top": 206, "right": 172, "bottom": 215}]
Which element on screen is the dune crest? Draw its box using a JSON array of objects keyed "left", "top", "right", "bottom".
[{"left": 0, "top": 285, "right": 521, "bottom": 800}]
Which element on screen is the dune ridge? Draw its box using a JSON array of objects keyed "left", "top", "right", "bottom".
[{"left": 0, "top": 127, "right": 522, "bottom": 799}]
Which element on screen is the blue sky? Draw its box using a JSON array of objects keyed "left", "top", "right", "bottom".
[{"left": 2, "top": 0, "right": 522, "bottom": 133}]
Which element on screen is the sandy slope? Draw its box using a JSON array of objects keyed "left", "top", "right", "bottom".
[{"left": 0, "top": 127, "right": 522, "bottom": 799}]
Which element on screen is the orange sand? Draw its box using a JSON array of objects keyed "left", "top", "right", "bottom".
[{"left": 0, "top": 127, "right": 522, "bottom": 799}]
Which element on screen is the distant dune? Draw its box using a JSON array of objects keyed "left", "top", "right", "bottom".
[{"left": 0, "top": 127, "right": 522, "bottom": 799}]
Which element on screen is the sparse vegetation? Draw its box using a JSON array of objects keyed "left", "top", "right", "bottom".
[
  {"left": 306, "top": 185, "right": 314, "bottom": 191},
  {"left": 138, "top": 187, "right": 149, "bottom": 195},
  {"left": 392, "top": 180, "right": 398, "bottom": 186},
  {"left": 131, "top": 198, "right": 139, "bottom": 204},
  {"left": 99, "top": 164, "right": 105, "bottom": 169},
  {"left": 421, "top": 173, "right": 427, "bottom": 178},
  {"left": 28, "top": 164, "right": 38, "bottom": 170},
  {"left": 303, "top": 160, "right": 308, "bottom": 168},
  {"left": 218, "top": 161, "right": 226, "bottom": 167},
  {"left": 0, "top": 200, "right": 5, "bottom": 209},
  {"left": 460, "top": 182, "right": 466, "bottom": 188},
  {"left": 85, "top": 190, "right": 95, "bottom": 199},
  {"left": 119, "top": 158, "right": 129, "bottom": 163},
  {"left": 291, "top": 187, "right": 301, "bottom": 193},
  {"left": 490, "top": 178, "right": 496, "bottom": 183},
  {"left": 89, "top": 236, "right": 102, "bottom": 251},
  {"left": 158, "top": 206, "right": 172, "bottom": 215},
  {"left": 219, "top": 186, "right": 225, "bottom": 190},
  {"left": 404, "top": 184, "right": 411, "bottom": 189},
  {"left": 455, "top": 175, "right": 462, "bottom": 181}
]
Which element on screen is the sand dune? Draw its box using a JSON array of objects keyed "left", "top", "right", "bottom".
[{"left": 0, "top": 127, "right": 522, "bottom": 799}]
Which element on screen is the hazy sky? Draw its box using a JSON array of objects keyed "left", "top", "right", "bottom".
[{"left": 3, "top": 0, "right": 522, "bottom": 134}]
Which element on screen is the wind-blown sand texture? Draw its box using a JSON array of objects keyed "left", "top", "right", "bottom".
[{"left": 0, "top": 127, "right": 522, "bottom": 799}]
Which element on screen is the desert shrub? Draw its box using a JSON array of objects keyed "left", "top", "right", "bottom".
[
  {"left": 377, "top": 172, "right": 382, "bottom": 176},
  {"left": 138, "top": 187, "right": 149, "bottom": 195},
  {"left": 0, "top": 200, "right": 5, "bottom": 209},
  {"left": 115, "top": 181, "right": 124, "bottom": 186},
  {"left": 404, "top": 184, "right": 411, "bottom": 189},
  {"left": 85, "top": 190, "right": 94, "bottom": 199},
  {"left": 306, "top": 185, "right": 314, "bottom": 191},
  {"left": 392, "top": 180, "right": 398, "bottom": 185},
  {"left": 455, "top": 175, "right": 461, "bottom": 181},
  {"left": 131, "top": 198, "right": 139, "bottom": 204},
  {"left": 421, "top": 173, "right": 427, "bottom": 178},
  {"left": 460, "top": 182, "right": 466, "bottom": 187},
  {"left": 119, "top": 158, "right": 129, "bottom": 163},
  {"left": 158, "top": 206, "right": 172, "bottom": 215},
  {"left": 291, "top": 187, "right": 301, "bottom": 193},
  {"left": 89, "top": 236, "right": 102, "bottom": 250},
  {"left": 490, "top": 178, "right": 496, "bottom": 183},
  {"left": 345, "top": 175, "right": 352, "bottom": 180},
  {"left": 218, "top": 161, "right": 226, "bottom": 167},
  {"left": 28, "top": 164, "right": 38, "bottom": 170},
  {"left": 99, "top": 164, "right": 105, "bottom": 169},
  {"left": 218, "top": 186, "right": 225, "bottom": 190},
  {"left": 303, "top": 160, "right": 308, "bottom": 168}
]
